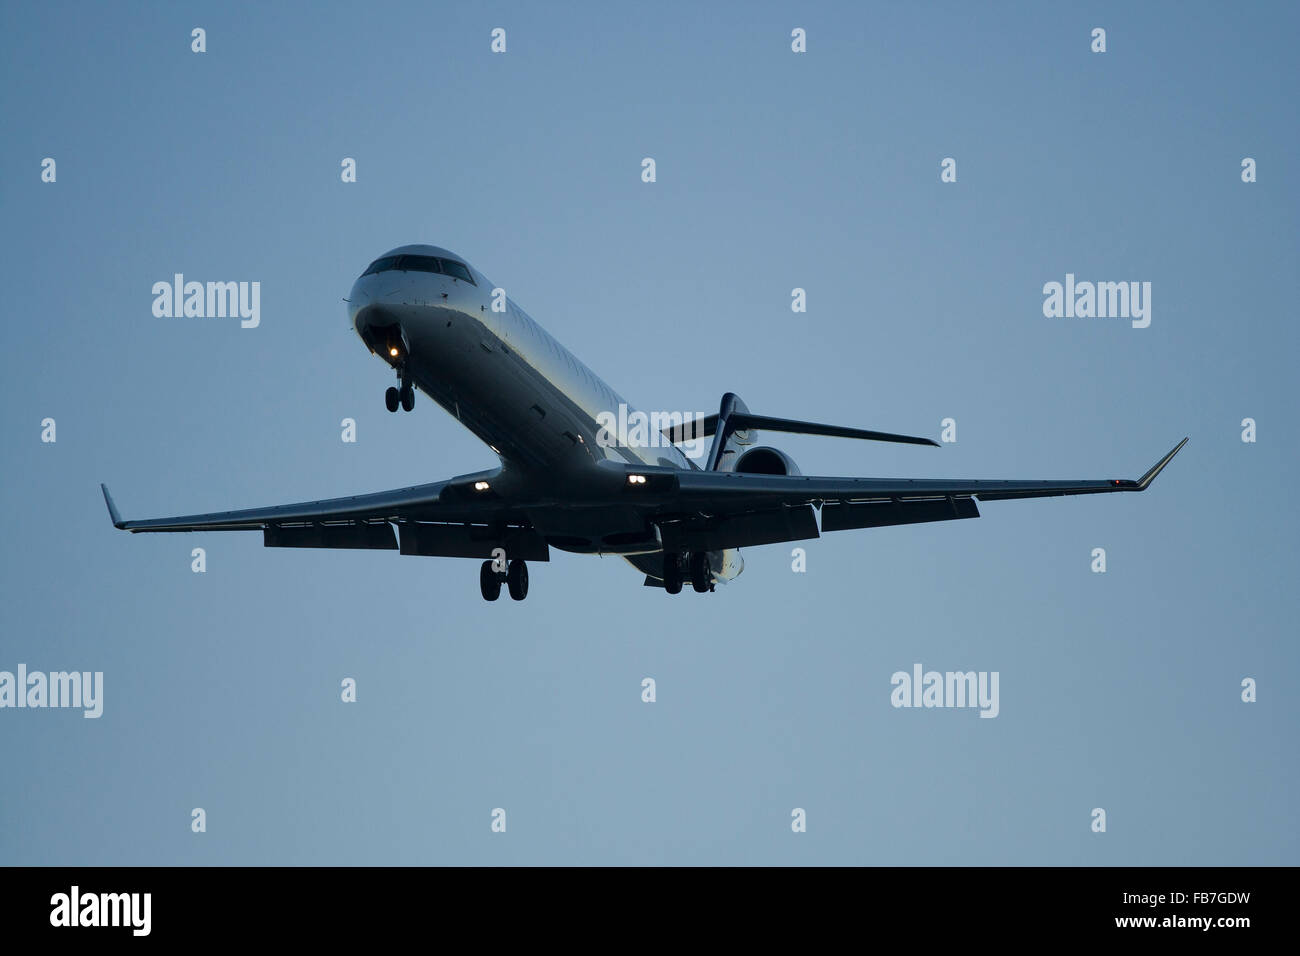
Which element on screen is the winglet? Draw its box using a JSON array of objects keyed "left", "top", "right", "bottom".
[
  {"left": 1135, "top": 437, "right": 1188, "bottom": 490},
  {"left": 101, "top": 483, "right": 126, "bottom": 529}
]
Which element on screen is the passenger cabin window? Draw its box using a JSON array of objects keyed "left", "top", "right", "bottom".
[{"left": 360, "top": 254, "right": 476, "bottom": 285}]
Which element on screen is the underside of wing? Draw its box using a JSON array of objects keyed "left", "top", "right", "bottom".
[
  {"left": 638, "top": 438, "right": 1188, "bottom": 551},
  {"left": 100, "top": 470, "right": 550, "bottom": 561}
]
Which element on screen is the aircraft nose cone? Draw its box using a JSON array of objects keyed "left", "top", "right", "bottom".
[
  {"left": 348, "top": 275, "right": 383, "bottom": 332},
  {"left": 349, "top": 274, "right": 374, "bottom": 305}
]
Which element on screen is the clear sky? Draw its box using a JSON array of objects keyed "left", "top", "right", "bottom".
[{"left": 1, "top": 0, "right": 1296, "bottom": 865}]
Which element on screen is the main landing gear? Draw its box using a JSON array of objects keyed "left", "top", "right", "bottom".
[
  {"left": 662, "top": 552, "right": 714, "bottom": 595},
  {"left": 480, "top": 559, "right": 529, "bottom": 601}
]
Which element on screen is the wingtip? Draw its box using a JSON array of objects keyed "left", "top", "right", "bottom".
[
  {"left": 100, "top": 483, "right": 126, "bottom": 529},
  {"left": 1135, "top": 437, "right": 1188, "bottom": 490}
]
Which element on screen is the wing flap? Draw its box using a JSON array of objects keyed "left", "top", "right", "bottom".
[
  {"left": 398, "top": 523, "right": 550, "bottom": 561},
  {"left": 821, "top": 497, "right": 980, "bottom": 531},
  {"left": 264, "top": 523, "right": 398, "bottom": 550},
  {"left": 662, "top": 504, "right": 820, "bottom": 552}
]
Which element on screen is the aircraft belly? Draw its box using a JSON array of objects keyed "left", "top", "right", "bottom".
[
  {"left": 404, "top": 309, "right": 596, "bottom": 473},
  {"left": 387, "top": 302, "right": 688, "bottom": 479}
]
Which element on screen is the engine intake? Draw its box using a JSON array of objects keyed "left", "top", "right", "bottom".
[{"left": 732, "top": 446, "right": 801, "bottom": 476}]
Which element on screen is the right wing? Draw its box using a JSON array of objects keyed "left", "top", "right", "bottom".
[{"left": 101, "top": 469, "right": 550, "bottom": 560}]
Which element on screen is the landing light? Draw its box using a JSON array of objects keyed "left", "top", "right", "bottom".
[
  {"left": 389, "top": 347, "right": 399, "bottom": 357},
  {"left": 628, "top": 474, "right": 647, "bottom": 485},
  {"left": 474, "top": 481, "right": 491, "bottom": 492}
]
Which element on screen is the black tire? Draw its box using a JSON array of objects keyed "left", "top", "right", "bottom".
[
  {"left": 480, "top": 560, "right": 501, "bottom": 601},
  {"left": 690, "top": 551, "right": 711, "bottom": 592},
  {"left": 385, "top": 386, "right": 400, "bottom": 413},
  {"left": 400, "top": 385, "right": 415, "bottom": 412},
  {"left": 507, "top": 559, "right": 528, "bottom": 600},
  {"left": 663, "top": 553, "right": 682, "bottom": 594}
]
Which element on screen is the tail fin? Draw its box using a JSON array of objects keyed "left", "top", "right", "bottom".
[
  {"left": 706, "top": 393, "right": 758, "bottom": 471},
  {"left": 671, "top": 393, "right": 937, "bottom": 471}
]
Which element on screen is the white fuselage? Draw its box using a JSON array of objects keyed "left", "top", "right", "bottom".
[
  {"left": 347, "top": 244, "right": 740, "bottom": 580},
  {"left": 349, "top": 244, "right": 696, "bottom": 477}
]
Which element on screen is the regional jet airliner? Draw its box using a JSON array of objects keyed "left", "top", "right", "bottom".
[{"left": 102, "top": 244, "right": 1186, "bottom": 601}]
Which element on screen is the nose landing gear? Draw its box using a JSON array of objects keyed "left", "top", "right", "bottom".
[{"left": 384, "top": 371, "right": 415, "bottom": 413}]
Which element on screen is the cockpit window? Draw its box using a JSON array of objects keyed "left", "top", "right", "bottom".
[
  {"left": 440, "top": 259, "right": 473, "bottom": 283},
  {"left": 397, "top": 255, "right": 442, "bottom": 273},
  {"left": 360, "top": 254, "right": 475, "bottom": 285}
]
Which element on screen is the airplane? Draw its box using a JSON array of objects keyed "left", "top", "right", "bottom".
[{"left": 102, "top": 243, "right": 1188, "bottom": 601}]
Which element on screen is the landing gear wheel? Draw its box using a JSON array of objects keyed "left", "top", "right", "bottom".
[
  {"left": 385, "top": 386, "right": 400, "bottom": 413},
  {"left": 480, "top": 560, "right": 501, "bottom": 601},
  {"left": 690, "top": 551, "right": 711, "bottom": 592},
  {"left": 663, "top": 553, "right": 683, "bottom": 595},
  {"left": 507, "top": 559, "right": 529, "bottom": 601},
  {"left": 400, "top": 385, "right": 415, "bottom": 412}
]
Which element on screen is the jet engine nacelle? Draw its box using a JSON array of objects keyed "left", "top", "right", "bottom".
[{"left": 732, "top": 446, "right": 801, "bottom": 476}]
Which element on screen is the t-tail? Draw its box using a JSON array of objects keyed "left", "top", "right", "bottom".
[{"left": 661, "top": 391, "right": 940, "bottom": 473}]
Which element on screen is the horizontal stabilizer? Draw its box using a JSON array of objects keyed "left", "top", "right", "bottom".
[
  {"left": 727, "top": 413, "right": 938, "bottom": 447},
  {"left": 662, "top": 415, "right": 719, "bottom": 444},
  {"left": 661, "top": 412, "right": 936, "bottom": 447}
]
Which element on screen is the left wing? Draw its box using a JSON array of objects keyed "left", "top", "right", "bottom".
[
  {"left": 663, "top": 437, "right": 1186, "bottom": 506},
  {"left": 634, "top": 438, "right": 1187, "bottom": 550}
]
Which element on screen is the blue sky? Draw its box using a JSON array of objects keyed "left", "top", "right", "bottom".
[{"left": 1, "top": 0, "right": 1296, "bottom": 864}]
